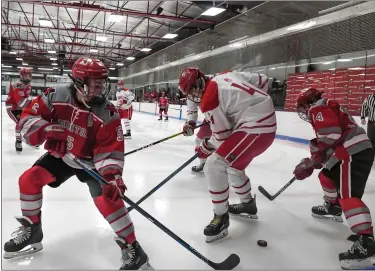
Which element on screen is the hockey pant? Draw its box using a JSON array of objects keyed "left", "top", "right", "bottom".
[
  {"left": 204, "top": 131, "right": 276, "bottom": 215},
  {"left": 159, "top": 108, "right": 168, "bottom": 118},
  {"left": 319, "top": 148, "right": 374, "bottom": 236},
  {"left": 195, "top": 119, "right": 213, "bottom": 166},
  {"left": 119, "top": 106, "right": 132, "bottom": 133},
  {"left": 18, "top": 153, "right": 136, "bottom": 244},
  {"left": 6, "top": 109, "right": 22, "bottom": 141}
]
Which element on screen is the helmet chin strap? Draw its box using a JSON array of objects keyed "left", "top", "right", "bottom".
[{"left": 74, "top": 85, "right": 91, "bottom": 109}]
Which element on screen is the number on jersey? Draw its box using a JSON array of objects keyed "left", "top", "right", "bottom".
[{"left": 315, "top": 112, "right": 324, "bottom": 122}]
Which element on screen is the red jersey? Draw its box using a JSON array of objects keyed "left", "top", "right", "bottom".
[
  {"left": 308, "top": 98, "right": 371, "bottom": 169},
  {"left": 5, "top": 81, "right": 32, "bottom": 110},
  {"left": 19, "top": 85, "right": 124, "bottom": 179},
  {"left": 158, "top": 97, "right": 169, "bottom": 109}
]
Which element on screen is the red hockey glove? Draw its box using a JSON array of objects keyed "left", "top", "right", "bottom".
[
  {"left": 293, "top": 158, "right": 315, "bottom": 180},
  {"left": 102, "top": 174, "right": 127, "bottom": 202},
  {"left": 183, "top": 120, "right": 196, "bottom": 136},
  {"left": 309, "top": 138, "right": 326, "bottom": 164},
  {"left": 43, "top": 124, "right": 68, "bottom": 158},
  {"left": 195, "top": 138, "right": 215, "bottom": 159}
]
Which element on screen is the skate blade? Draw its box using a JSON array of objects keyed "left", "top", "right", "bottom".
[
  {"left": 205, "top": 229, "right": 228, "bottom": 243},
  {"left": 3, "top": 242, "right": 43, "bottom": 259},
  {"left": 229, "top": 213, "right": 258, "bottom": 219},
  {"left": 141, "top": 261, "right": 154, "bottom": 270},
  {"left": 312, "top": 213, "right": 343, "bottom": 223},
  {"left": 340, "top": 255, "right": 375, "bottom": 270}
]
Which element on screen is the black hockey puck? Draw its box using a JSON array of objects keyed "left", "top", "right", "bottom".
[{"left": 257, "top": 240, "right": 267, "bottom": 247}]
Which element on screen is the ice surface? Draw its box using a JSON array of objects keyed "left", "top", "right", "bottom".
[{"left": 2, "top": 107, "right": 375, "bottom": 269}]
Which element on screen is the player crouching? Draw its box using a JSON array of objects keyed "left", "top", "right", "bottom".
[
  {"left": 293, "top": 87, "right": 375, "bottom": 270},
  {"left": 2, "top": 57, "right": 152, "bottom": 270},
  {"left": 179, "top": 67, "right": 276, "bottom": 243}
]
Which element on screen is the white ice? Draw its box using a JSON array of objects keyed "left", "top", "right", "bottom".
[{"left": 1, "top": 107, "right": 375, "bottom": 270}]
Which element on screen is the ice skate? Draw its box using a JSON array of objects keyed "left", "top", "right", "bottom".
[
  {"left": 15, "top": 140, "right": 22, "bottom": 154},
  {"left": 115, "top": 237, "right": 153, "bottom": 270},
  {"left": 204, "top": 212, "right": 229, "bottom": 243},
  {"left": 229, "top": 194, "right": 258, "bottom": 219},
  {"left": 192, "top": 162, "right": 205, "bottom": 172},
  {"left": 339, "top": 235, "right": 375, "bottom": 270},
  {"left": 158, "top": 117, "right": 162, "bottom": 121},
  {"left": 164, "top": 117, "right": 168, "bottom": 121},
  {"left": 3, "top": 216, "right": 43, "bottom": 259},
  {"left": 124, "top": 131, "right": 131, "bottom": 139},
  {"left": 312, "top": 201, "right": 343, "bottom": 222}
]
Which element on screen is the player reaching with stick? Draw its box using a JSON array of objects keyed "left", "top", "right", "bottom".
[
  {"left": 179, "top": 67, "right": 276, "bottom": 243},
  {"left": 293, "top": 87, "right": 375, "bottom": 269},
  {"left": 3, "top": 57, "right": 152, "bottom": 270}
]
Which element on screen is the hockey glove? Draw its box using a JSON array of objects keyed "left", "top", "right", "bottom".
[
  {"left": 293, "top": 158, "right": 315, "bottom": 180},
  {"left": 102, "top": 174, "right": 127, "bottom": 202},
  {"left": 183, "top": 120, "right": 196, "bottom": 136},
  {"left": 43, "top": 124, "right": 68, "bottom": 158},
  {"left": 195, "top": 138, "right": 215, "bottom": 159},
  {"left": 309, "top": 138, "right": 326, "bottom": 165}
]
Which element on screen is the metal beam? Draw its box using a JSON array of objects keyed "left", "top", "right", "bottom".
[
  {"left": 2, "top": 23, "right": 169, "bottom": 41},
  {"left": 18, "top": 1, "right": 215, "bottom": 24}
]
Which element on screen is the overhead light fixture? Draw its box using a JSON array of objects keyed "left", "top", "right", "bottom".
[
  {"left": 108, "top": 14, "right": 123, "bottom": 22},
  {"left": 17, "top": 66, "right": 33, "bottom": 69},
  {"left": 140, "top": 48, "right": 152, "bottom": 52},
  {"left": 52, "top": 63, "right": 58, "bottom": 66},
  {"left": 109, "top": 67, "right": 116, "bottom": 70},
  {"left": 162, "top": 33, "right": 178, "bottom": 39},
  {"left": 48, "top": 50, "right": 56, "bottom": 54},
  {"left": 116, "top": 63, "right": 124, "bottom": 66},
  {"left": 44, "top": 38, "right": 55, "bottom": 43},
  {"left": 201, "top": 7, "right": 226, "bottom": 16},
  {"left": 323, "top": 61, "right": 334, "bottom": 65},
  {"left": 89, "top": 48, "right": 98, "bottom": 53},
  {"left": 50, "top": 57, "right": 57, "bottom": 61},
  {"left": 39, "top": 19, "right": 53, "bottom": 27},
  {"left": 16, "top": 58, "right": 23, "bottom": 61},
  {"left": 53, "top": 67, "right": 59, "bottom": 69},
  {"left": 126, "top": 57, "right": 135, "bottom": 60},
  {"left": 96, "top": 35, "right": 107, "bottom": 42},
  {"left": 2, "top": 65, "right": 12, "bottom": 68},
  {"left": 337, "top": 58, "right": 353, "bottom": 62},
  {"left": 9, "top": 51, "right": 17, "bottom": 55},
  {"left": 38, "top": 68, "right": 54, "bottom": 71},
  {"left": 348, "top": 67, "right": 365, "bottom": 70},
  {"left": 287, "top": 21, "right": 316, "bottom": 31},
  {"left": 22, "top": 62, "right": 28, "bottom": 65},
  {"left": 228, "top": 42, "right": 245, "bottom": 48}
]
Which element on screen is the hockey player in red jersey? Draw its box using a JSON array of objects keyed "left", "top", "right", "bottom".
[
  {"left": 179, "top": 67, "right": 276, "bottom": 243},
  {"left": 293, "top": 87, "right": 375, "bottom": 269},
  {"left": 2, "top": 57, "right": 152, "bottom": 270},
  {"left": 116, "top": 80, "right": 135, "bottom": 139},
  {"left": 158, "top": 91, "right": 168, "bottom": 121},
  {"left": 182, "top": 71, "right": 269, "bottom": 173},
  {"left": 5, "top": 67, "right": 33, "bottom": 153}
]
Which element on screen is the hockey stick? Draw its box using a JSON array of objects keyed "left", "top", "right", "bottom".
[
  {"left": 128, "top": 153, "right": 198, "bottom": 212},
  {"left": 124, "top": 122, "right": 208, "bottom": 157},
  {"left": 258, "top": 176, "right": 296, "bottom": 201},
  {"left": 69, "top": 154, "right": 240, "bottom": 270}
]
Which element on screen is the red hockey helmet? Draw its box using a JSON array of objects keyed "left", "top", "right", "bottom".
[
  {"left": 296, "top": 87, "right": 324, "bottom": 122},
  {"left": 117, "top": 80, "right": 124, "bottom": 91},
  {"left": 179, "top": 67, "right": 206, "bottom": 103},
  {"left": 71, "top": 57, "right": 109, "bottom": 104},
  {"left": 20, "top": 67, "right": 32, "bottom": 84}
]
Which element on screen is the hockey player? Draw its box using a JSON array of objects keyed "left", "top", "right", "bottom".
[
  {"left": 5, "top": 67, "right": 33, "bottom": 153},
  {"left": 116, "top": 80, "right": 135, "bottom": 139},
  {"left": 293, "top": 87, "right": 375, "bottom": 270},
  {"left": 158, "top": 91, "right": 168, "bottom": 121},
  {"left": 179, "top": 67, "right": 276, "bottom": 243},
  {"left": 3, "top": 57, "right": 152, "bottom": 270},
  {"left": 182, "top": 71, "right": 269, "bottom": 173}
]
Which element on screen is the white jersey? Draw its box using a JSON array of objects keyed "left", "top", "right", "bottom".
[
  {"left": 116, "top": 89, "right": 135, "bottom": 109},
  {"left": 200, "top": 71, "right": 276, "bottom": 149}
]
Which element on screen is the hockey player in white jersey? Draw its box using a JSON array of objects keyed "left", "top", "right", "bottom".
[
  {"left": 179, "top": 67, "right": 276, "bottom": 243},
  {"left": 182, "top": 71, "right": 269, "bottom": 173},
  {"left": 116, "top": 80, "right": 135, "bottom": 138}
]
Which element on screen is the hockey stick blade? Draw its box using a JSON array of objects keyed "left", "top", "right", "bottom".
[
  {"left": 210, "top": 253, "right": 240, "bottom": 270},
  {"left": 258, "top": 177, "right": 296, "bottom": 201},
  {"left": 258, "top": 185, "right": 274, "bottom": 200}
]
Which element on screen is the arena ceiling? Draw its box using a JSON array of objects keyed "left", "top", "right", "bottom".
[{"left": 1, "top": 1, "right": 348, "bottom": 74}]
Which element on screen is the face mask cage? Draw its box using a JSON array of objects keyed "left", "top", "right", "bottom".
[
  {"left": 297, "top": 105, "right": 310, "bottom": 122},
  {"left": 186, "top": 77, "right": 205, "bottom": 104},
  {"left": 70, "top": 74, "right": 110, "bottom": 104}
]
